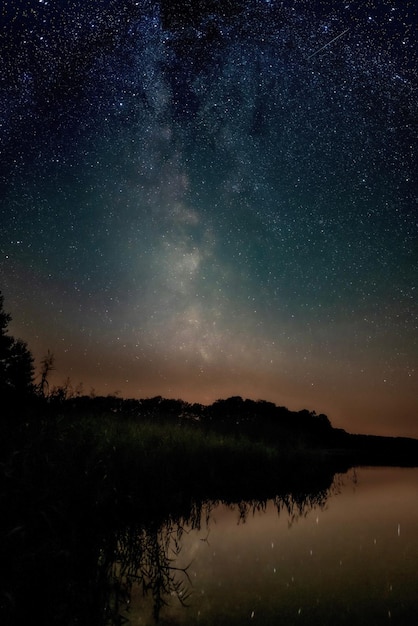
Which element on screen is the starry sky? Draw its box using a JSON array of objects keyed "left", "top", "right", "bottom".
[{"left": 1, "top": 0, "right": 417, "bottom": 437}]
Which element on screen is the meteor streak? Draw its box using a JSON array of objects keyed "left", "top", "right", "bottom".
[{"left": 308, "top": 27, "right": 350, "bottom": 59}]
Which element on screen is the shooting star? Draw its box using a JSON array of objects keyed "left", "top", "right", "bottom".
[{"left": 308, "top": 27, "right": 350, "bottom": 59}]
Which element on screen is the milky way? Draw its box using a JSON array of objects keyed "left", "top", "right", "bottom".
[{"left": 1, "top": 1, "right": 417, "bottom": 436}]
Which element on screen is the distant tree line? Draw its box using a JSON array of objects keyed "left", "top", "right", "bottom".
[
  {"left": 0, "top": 290, "right": 337, "bottom": 446},
  {"left": 63, "top": 393, "right": 335, "bottom": 446}
]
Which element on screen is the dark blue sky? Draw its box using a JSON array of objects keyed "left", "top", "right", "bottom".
[{"left": 1, "top": 1, "right": 417, "bottom": 436}]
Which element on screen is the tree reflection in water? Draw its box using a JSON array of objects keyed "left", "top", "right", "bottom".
[
  {"left": 4, "top": 463, "right": 343, "bottom": 626},
  {"left": 101, "top": 520, "right": 194, "bottom": 624},
  {"left": 100, "top": 488, "right": 331, "bottom": 625}
]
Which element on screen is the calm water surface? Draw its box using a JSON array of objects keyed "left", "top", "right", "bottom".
[{"left": 128, "top": 467, "right": 418, "bottom": 625}]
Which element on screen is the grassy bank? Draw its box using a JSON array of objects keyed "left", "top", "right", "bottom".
[
  {"left": 2, "top": 409, "right": 345, "bottom": 626},
  {"left": 4, "top": 406, "right": 417, "bottom": 625},
  {"left": 3, "top": 404, "right": 417, "bottom": 529},
  {"left": 2, "top": 410, "right": 344, "bottom": 518}
]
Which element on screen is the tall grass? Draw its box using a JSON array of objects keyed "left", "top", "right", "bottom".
[
  {"left": 30, "top": 410, "right": 341, "bottom": 524},
  {"left": 1, "top": 409, "right": 345, "bottom": 626}
]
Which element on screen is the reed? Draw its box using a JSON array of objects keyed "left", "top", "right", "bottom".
[
  {"left": 0, "top": 409, "right": 344, "bottom": 626},
  {"left": 31, "top": 411, "right": 341, "bottom": 519}
]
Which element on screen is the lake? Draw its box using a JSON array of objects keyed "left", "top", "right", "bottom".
[{"left": 124, "top": 467, "right": 418, "bottom": 625}]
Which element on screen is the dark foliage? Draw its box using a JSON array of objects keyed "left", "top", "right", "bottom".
[
  {"left": 60, "top": 391, "right": 335, "bottom": 450},
  {"left": 0, "top": 291, "right": 35, "bottom": 407}
]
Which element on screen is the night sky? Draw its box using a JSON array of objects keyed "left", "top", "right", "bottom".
[{"left": 1, "top": 0, "right": 417, "bottom": 437}]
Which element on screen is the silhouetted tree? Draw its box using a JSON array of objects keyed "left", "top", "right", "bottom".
[
  {"left": 208, "top": 396, "right": 246, "bottom": 423},
  {"left": 0, "top": 291, "right": 35, "bottom": 401},
  {"left": 37, "top": 349, "right": 55, "bottom": 399},
  {"left": 7, "top": 338, "right": 35, "bottom": 396},
  {"left": 0, "top": 290, "right": 14, "bottom": 390}
]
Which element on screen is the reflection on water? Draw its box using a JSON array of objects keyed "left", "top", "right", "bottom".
[
  {"left": 5, "top": 467, "right": 418, "bottom": 625},
  {"left": 99, "top": 489, "right": 331, "bottom": 625},
  {"left": 122, "top": 468, "right": 418, "bottom": 626}
]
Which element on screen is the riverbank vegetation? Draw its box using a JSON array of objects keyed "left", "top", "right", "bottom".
[
  {"left": 2, "top": 285, "right": 418, "bottom": 562},
  {"left": 2, "top": 283, "right": 418, "bottom": 542},
  {"left": 1, "top": 289, "right": 418, "bottom": 624}
]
